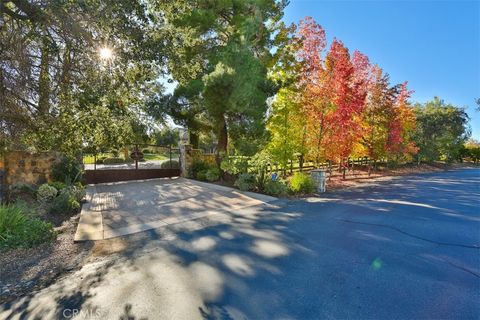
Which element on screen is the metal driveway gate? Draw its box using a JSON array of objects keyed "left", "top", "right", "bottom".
[{"left": 83, "top": 144, "right": 181, "bottom": 184}]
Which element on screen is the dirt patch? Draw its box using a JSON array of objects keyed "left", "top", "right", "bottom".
[
  {"left": 324, "top": 163, "right": 440, "bottom": 190},
  {"left": 324, "top": 163, "right": 477, "bottom": 191},
  {"left": 209, "top": 163, "right": 477, "bottom": 196},
  {"left": 0, "top": 213, "right": 93, "bottom": 304},
  {"left": 89, "top": 238, "right": 129, "bottom": 259}
]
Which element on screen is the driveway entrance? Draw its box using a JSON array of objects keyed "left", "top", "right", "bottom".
[
  {"left": 74, "top": 178, "right": 276, "bottom": 241},
  {"left": 83, "top": 145, "right": 181, "bottom": 184}
]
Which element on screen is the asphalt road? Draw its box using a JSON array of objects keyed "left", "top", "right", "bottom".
[{"left": 1, "top": 169, "right": 479, "bottom": 320}]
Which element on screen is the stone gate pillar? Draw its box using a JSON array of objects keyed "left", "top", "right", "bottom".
[{"left": 179, "top": 143, "right": 193, "bottom": 177}]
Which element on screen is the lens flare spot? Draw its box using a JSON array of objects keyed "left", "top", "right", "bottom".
[{"left": 371, "top": 257, "right": 383, "bottom": 270}]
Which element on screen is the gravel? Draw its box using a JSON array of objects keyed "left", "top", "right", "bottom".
[{"left": 0, "top": 213, "right": 93, "bottom": 304}]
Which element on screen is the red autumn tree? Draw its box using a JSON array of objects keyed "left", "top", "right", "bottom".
[
  {"left": 322, "top": 40, "right": 372, "bottom": 175},
  {"left": 361, "top": 66, "right": 397, "bottom": 164},
  {"left": 387, "top": 82, "right": 418, "bottom": 159}
]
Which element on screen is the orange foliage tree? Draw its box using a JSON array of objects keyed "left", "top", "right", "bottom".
[{"left": 268, "top": 16, "right": 418, "bottom": 177}]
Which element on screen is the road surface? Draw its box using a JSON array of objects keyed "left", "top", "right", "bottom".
[{"left": 1, "top": 169, "right": 479, "bottom": 319}]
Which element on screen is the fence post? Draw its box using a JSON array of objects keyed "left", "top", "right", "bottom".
[
  {"left": 0, "top": 154, "right": 5, "bottom": 204},
  {"left": 135, "top": 144, "right": 138, "bottom": 170}
]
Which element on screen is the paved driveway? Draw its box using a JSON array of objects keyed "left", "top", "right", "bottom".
[
  {"left": 1, "top": 169, "right": 479, "bottom": 319},
  {"left": 74, "top": 178, "right": 276, "bottom": 240}
]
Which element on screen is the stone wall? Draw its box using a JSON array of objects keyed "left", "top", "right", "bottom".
[{"left": 1, "top": 151, "right": 61, "bottom": 187}]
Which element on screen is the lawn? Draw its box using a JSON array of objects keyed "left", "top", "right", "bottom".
[
  {"left": 83, "top": 153, "right": 169, "bottom": 164},
  {"left": 143, "top": 153, "right": 168, "bottom": 161}
]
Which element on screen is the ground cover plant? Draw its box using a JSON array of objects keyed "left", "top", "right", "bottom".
[{"left": 0, "top": 204, "right": 56, "bottom": 251}]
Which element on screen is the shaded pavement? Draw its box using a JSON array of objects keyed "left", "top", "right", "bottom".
[{"left": 1, "top": 169, "right": 479, "bottom": 319}]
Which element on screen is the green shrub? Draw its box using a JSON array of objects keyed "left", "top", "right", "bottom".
[
  {"left": 220, "top": 156, "right": 249, "bottom": 175},
  {"left": 0, "top": 204, "right": 55, "bottom": 250},
  {"left": 189, "top": 159, "right": 211, "bottom": 180},
  {"left": 70, "top": 185, "right": 86, "bottom": 202},
  {"left": 289, "top": 172, "right": 315, "bottom": 194},
  {"left": 50, "top": 189, "right": 80, "bottom": 215},
  {"left": 263, "top": 179, "right": 288, "bottom": 196},
  {"left": 205, "top": 167, "right": 220, "bottom": 182},
  {"left": 9, "top": 183, "right": 36, "bottom": 195},
  {"left": 196, "top": 170, "right": 208, "bottom": 181},
  {"left": 37, "top": 184, "right": 58, "bottom": 203},
  {"left": 234, "top": 173, "right": 256, "bottom": 191},
  {"left": 8, "top": 183, "right": 37, "bottom": 202},
  {"left": 52, "top": 156, "right": 83, "bottom": 183},
  {"left": 95, "top": 156, "right": 107, "bottom": 164},
  {"left": 190, "top": 159, "right": 210, "bottom": 178},
  {"left": 110, "top": 149, "right": 120, "bottom": 157},
  {"left": 160, "top": 160, "right": 180, "bottom": 169},
  {"left": 48, "top": 181, "right": 66, "bottom": 192},
  {"left": 103, "top": 157, "right": 127, "bottom": 164}
]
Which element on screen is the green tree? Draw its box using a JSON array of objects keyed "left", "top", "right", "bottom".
[
  {"left": 145, "top": 81, "right": 211, "bottom": 148},
  {"left": 1, "top": 0, "right": 166, "bottom": 155},
  {"left": 151, "top": 0, "right": 286, "bottom": 158},
  {"left": 413, "top": 97, "right": 470, "bottom": 162},
  {"left": 266, "top": 22, "right": 306, "bottom": 173},
  {"left": 154, "top": 126, "right": 180, "bottom": 147},
  {"left": 464, "top": 139, "right": 480, "bottom": 163}
]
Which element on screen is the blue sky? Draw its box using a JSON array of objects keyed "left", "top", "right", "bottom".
[{"left": 283, "top": 0, "right": 480, "bottom": 139}]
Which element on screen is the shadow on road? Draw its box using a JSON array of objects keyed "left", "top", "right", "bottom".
[{"left": 1, "top": 169, "right": 479, "bottom": 319}]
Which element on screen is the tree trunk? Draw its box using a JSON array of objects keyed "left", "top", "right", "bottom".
[
  {"left": 38, "top": 36, "right": 50, "bottom": 115},
  {"left": 189, "top": 132, "right": 199, "bottom": 149},
  {"left": 216, "top": 115, "right": 228, "bottom": 166},
  {"left": 217, "top": 117, "right": 228, "bottom": 153}
]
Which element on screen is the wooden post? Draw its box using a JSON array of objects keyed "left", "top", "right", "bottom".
[{"left": 135, "top": 144, "right": 138, "bottom": 170}]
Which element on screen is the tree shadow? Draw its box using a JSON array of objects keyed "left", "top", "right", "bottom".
[{"left": 2, "top": 169, "right": 478, "bottom": 319}]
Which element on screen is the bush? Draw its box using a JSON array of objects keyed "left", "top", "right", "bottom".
[
  {"left": 205, "top": 167, "right": 220, "bottom": 182},
  {"left": 289, "top": 172, "right": 315, "bottom": 194},
  {"left": 263, "top": 179, "right": 288, "bottom": 196},
  {"left": 196, "top": 170, "right": 208, "bottom": 181},
  {"left": 52, "top": 156, "right": 83, "bottom": 183},
  {"left": 48, "top": 181, "right": 66, "bottom": 192},
  {"left": 234, "top": 173, "right": 256, "bottom": 191},
  {"left": 190, "top": 159, "right": 213, "bottom": 178},
  {"left": 160, "top": 160, "right": 180, "bottom": 169},
  {"left": 220, "top": 156, "right": 249, "bottom": 175},
  {"left": 50, "top": 189, "right": 80, "bottom": 215},
  {"left": 95, "top": 156, "right": 107, "bottom": 164},
  {"left": 111, "top": 149, "right": 120, "bottom": 157},
  {"left": 103, "top": 157, "right": 127, "bottom": 164},
  {"left": 37, "top": 184, "right": 58, "bottom": 203},
  {"left": 70, "top": 185, "right": 86, "bottom": 202},
  {"left": 0, "top": 204, "right": 55, "bottom": 250},
  {"left": 8, "top": 183, "right": 37, "bottom": 202},
  {"left": 190, "top": 159, "right": 210, "bottom": 178}
]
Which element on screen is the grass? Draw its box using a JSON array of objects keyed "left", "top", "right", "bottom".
[
  {"left": 83, "top": 153, "right": 169, "bottom": 164},
  {"left": 0, "top": 204, "right": 56, "bottom": 251},
  {"left": 83, "top": 153, "right": 110, "bottom": 164},
  {"left": 143, "top": 153, "right": 168, "bottom": 161}
]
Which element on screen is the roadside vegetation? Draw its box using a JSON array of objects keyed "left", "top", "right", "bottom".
[
  {"left": 1, "top": 0, "right": 477, "bottom": 247},
  {"left": 1, "top": 158, "right": 85, "bottom": 251},
  {"left": 0, "top": 204, "right": 55, "bottom": 251}
]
